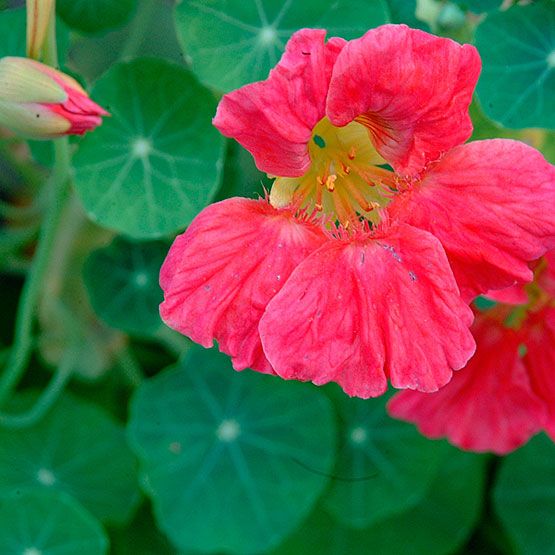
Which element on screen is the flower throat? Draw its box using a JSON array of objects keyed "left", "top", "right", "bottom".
[{"left": 269, "top": 117, "right": 397, "bottom": 228}]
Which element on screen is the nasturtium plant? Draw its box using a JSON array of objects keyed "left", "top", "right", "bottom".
[
  {"left": 57, "top": 0, "right": 137, "bottom": 35},
  {"left": 175, "top": 0, "right": 390, "bottom": 91},
  {"left": 128, "top": 346, "right": 336, "bottom": 554},
  {"left": 494, "top": 434, "right": 555, "bottom": 555},
  {"left": 0, "top": 392, "right": 140, "bottom": 525},
  {"left": 72, "top": 57, "right": 225, "bottom": 239},
  {"left": 323, "top": 390, "right": 448, "bottom": 528},
  {"left": 0, "top": 489, "right": 108, "bottom": 555},
  {"left": 84, "top": 236, "right": 167, "bottom": 336},
  {"left": 3, "top": 1, "right": 555, "bottom": 553},
  {"left": 475, "top": 0, "right": 555, "bottom": 129}
]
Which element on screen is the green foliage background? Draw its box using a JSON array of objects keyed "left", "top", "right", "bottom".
[{"left": 1, "top": 0, "right": 555, "bottom": 553}]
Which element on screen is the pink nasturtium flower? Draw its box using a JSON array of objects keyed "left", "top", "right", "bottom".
[
  {"left": 160, "top": 25, "right": 555, "bottom": 398},
  {"left": 388, "top": 251, "right": 555, "bottom": 454},
  {"left": 0, "top": 56, "right": 108, "bottom": 138}
]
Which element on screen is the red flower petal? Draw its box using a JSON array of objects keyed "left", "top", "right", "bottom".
[
  {"left": 485, "top": 284, "right": 528, "bottom": 306},
  {"left": 391, "top": 140, "right": 555, "bottom": 301},
  {"left": 259, "top": 223, "right": 475, "bottom": 398},
  {"left": 388, "top": 315, "right": 546, "bottom": 454},
  {"left": 326, "top": 24, "right": 480, "bottom": 175},
  {"left": 213, "top": 29, "right": 345, "bottom": 177},
  {"left": 159, "top": 198, "right": 327, "bottom": 373},
  {"left": 524, "top": 306, "right": 555, "bottom": 441}
]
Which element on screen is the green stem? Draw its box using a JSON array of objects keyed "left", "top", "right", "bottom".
[
  {"left": 0, "top": 138, "right": 71, "bottom": 407},
  {"left": 0, "top": 349, "right": 74, "bottom": 429},
  {"left": 42, "top": 3, "right": 58, "bottom": 67},
  {"left": 120, "top": 0, "right": 157, "bottom": 60}
]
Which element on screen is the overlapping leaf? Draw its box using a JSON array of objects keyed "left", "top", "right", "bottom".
[
  {"left": 323, "top": 389, "right": 448, "bottom": 528},
  {"left": 476, "top": 1, "right": 555, "bottom": 129},
  {"left": 0, "top": 392, "right": 140, "bottom": 525},
  {"left": 72, "top": 58, "right": 225, "bottom": 239},
  {"left": 0, "top": 489, "right": 108, "bottom": 555},
  {"left": 128, "top": 346, "right": 336, "bottom": 554},
  {"left": 84, "top": 236, "right": 167, "bottom": 336},
  {"left": 175, "top": 0, "right": 390, "bottom": 91},
  {"left": 57, "top": 0, "right": 136, "bottom": 34},
  {"left": 272, "top": 450, "right": 485, "bottom": 555}
]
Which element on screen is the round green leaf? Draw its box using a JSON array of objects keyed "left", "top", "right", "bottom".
[
  {"left": 57, "top": 0, "right": 136, "bottom": 34},
  {"left": 175, "top": 0, "right": 389, "bottom": 92},
  {"left": 272, "top": 449, "right": 485, "bottom": 555},
  {"left": 0, "top": 392, "right": 140, "bottom": 525},
  {"left": 128, "top": 346, "right": 336, "bottom": 554},
  {"left": 0, "top": 489, "right": 108, "bottom": 555},
  {"left": 475, "top": 1, "right": 555, "bottom": 129},
  {"left": 72, "top": 58, "right": 225, "bottom": 239},
  {"left": 323, "top": 389, "right": 448, "bottom": 528},
  {"left": 84, "top": 237, "right": 167, "bottom": 336},
  {"left": 494, "top": 434, "right": 555, "bottom": 555}
]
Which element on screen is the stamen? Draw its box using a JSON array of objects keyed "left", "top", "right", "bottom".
[
  {"left": 340, "top": 162, "right": 351, "bottom": 175},
  {"left": 325, "top": 174, "right": 337, "bottom": 192},
  {"left": 343, "top": 178, "right": 372, "bottom": 212}
]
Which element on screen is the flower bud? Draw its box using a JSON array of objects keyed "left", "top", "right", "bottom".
[
  {"left": 26, "top": 0, "right": 55, "bottom": 60},
  {"left": 0, "top": 56, "right": 108, "bottom": 138}
]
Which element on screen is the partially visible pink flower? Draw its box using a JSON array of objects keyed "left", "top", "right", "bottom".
[
  {"left": 161, "top": 25, "right": 555, "bottom": 398},
  {"left": 0, "top": 56, "right": 108, "bottom": 138},
  {"left": 388, "top": 253, "right": 555, "bottom": 454}
]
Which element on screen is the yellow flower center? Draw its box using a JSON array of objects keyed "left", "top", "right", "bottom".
[{"left": 269, "top": 117, "right": 397, "bottom": 228}]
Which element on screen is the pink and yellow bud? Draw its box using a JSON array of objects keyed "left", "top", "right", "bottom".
[
  {"left": 26, "top": 0, "right": 55, "bottom": 60},
  {"left": 0, "top": 56, "right": 108, "bottom": 138}
]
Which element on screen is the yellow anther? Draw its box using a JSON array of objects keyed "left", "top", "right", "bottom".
[{"left": 325, "top": 174, "right": 337, "bottom": 192}]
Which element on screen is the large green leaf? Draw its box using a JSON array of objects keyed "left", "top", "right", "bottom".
[
  {"left": 323, "top": 389, "right": 448, "bottom": 528},
  {"left": 128, "top": 346, "right": 336, "bottom": 554},
  {"left": 84, "top": 236, "right": 167, "bottom": 336},
  {"left": 272, "top": 449, "right": 485, "bottom": 555},
  {"left": 494, "top": 434, "right": 555, "bottom": 555},
  {"left": 475, "top": 1, "right": 555, "bottom": 129},
  {"left": 175, "top": 0, "right": 390, "bottom": 92},
  {"left": 72, "top": 58, "right": 225, "bottom": 239},
  {"left": 0, "top": 489, "right": 108, "bottom": 555},
  {"left": 57, "top": 0, "right": 136, "bottom": 34},
  {"left": 0, "top": 392, "right": 140, "bottom": 525}
]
